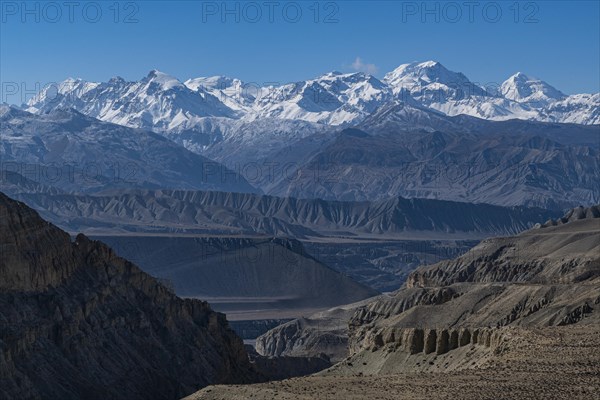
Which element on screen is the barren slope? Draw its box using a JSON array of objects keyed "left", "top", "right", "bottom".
[{"left": 0, "top": 192, "right": 256, "bottom": 400}]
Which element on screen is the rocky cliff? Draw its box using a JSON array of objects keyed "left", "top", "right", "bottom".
[
  {"left": 0, "top": 192, "right": 256, "bottom": 400},
  {"left": 406, "top": 205, "right": 600, "bottom": 287},
  {"left": 342, "top": 205, "right": 599, "bottom": 373},
  {"left": 255, "top": 297, "right": 380, "bottom": 363},
  {"left": 256, "top": 206, "right": 599, "bottom": 368}
]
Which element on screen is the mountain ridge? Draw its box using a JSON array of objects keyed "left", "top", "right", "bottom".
[
  {"left": 0, "top": 185, "right": 560, "bottom": 238},
  {"left": 26, "top": 61, "right": 599, "bottom": 129},
  {"left": 0, "top": 191, "right": 257, "bottom": 399}
]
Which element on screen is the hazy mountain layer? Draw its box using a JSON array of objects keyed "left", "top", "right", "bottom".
[
  {"left": 270, "top": 122, "right": 599, "bottom": 209},
  {"left": 2, "top": 188, "right": 558, "bottom": 239},
  {"left": 0, "top": 107, "right": 257, "bottom": 194},
  {"left": 93, "top": 235, "right": 379, "bottom": 320}
]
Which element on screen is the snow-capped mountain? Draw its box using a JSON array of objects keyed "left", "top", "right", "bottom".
[
  {"left": 185, "top": 71, "right": 393, "bottom": 125},
  {"left": 383, "top": 62, "right": 599, "bottom": 124},
  {"left": 0, "top": 105, "right": 258, "bottom": 194},
  {"left": 27, "top": 61, "right": 599, "bottom": 132},
  {"left": 383, "top": 60, "right": 490, "bottom": 99},
  {"left": 500, "top": 72, "right": 566, "bottom": 104},
  {"left": 10, "top": 60, "right": 600, "bottom": 209},
  {"left": 498, "top": 73, "right": 600, "bottom": 124},
  {"left": 28, "top": 70, "right": 239, "bottom": 136},
  {"left": 384, "top": 62, "right": 539, "bottom": 122},
  {"left": 184, "top": 75, "right": 255, "bottom": 113},
  {"left": 543, "top": 93, "right": 600, "bottom": 125},
  {"left": 249, "top": 71, "right": 392, "bottom": 125}
]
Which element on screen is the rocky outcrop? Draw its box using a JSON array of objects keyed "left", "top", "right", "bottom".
[
  {"left": 333, "top": 205, "right": 600, "bottom": 371},
  {"left": 541, "top": 205, "right": 600, "bottom": 227},
  {"left": 255, "top": 297, "right": 380, "bottom": 362},
  {"left": 356, "top": 326, "right": 505, "bottom": 356},
  {"left": 258, "top": 205, "right": 599, "bottom": 370},
  {"left": 406, "top": 205, "right": 600, "bottom": 288},
  {"left": 349, "top": 287, "right": 461, "bottom": 327},
  {"left": 245, "top": 346, "right": 331, "bottom": 380},
  {"left": 0, "top": 192, "right": 256, "bottom": 400},
  {"left": 256, "top": 287, "right": 462, "bottom": 362},
  {"left": 558, "top": 303, "right": 594, "bottom": 326},
  {"left": 255, "top": 317, "right": 350, "bottom": 363}
]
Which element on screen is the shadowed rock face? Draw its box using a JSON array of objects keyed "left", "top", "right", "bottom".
[
  {"left": 0, "top": 192, "right": 256, "bottom": 400},
  {"left": 96, "top": 235, "right": 380, "bottom": 316}
]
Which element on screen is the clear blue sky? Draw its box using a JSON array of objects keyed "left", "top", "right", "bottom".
[{"left": 1, "top": 0, "right": 599, "bottom": 104}]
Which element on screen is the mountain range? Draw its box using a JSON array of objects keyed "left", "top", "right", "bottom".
[
  {"left": 26, "top": 61, "right": 599, "bottom": 131},
  {"left": 22, "top": 61, "right": 599, "bottom": 171},
  {"left": 2, "top": 104, "right": 599, "bottom": 209},
  {"left": 13, "top": 61, "right": 599, "bottom": 209},
  {"left": 1, "top": 188, "right": 558, "bottom": 239},
  {"left": 0, "top": 106, "right": 257, "bottom": 194}
]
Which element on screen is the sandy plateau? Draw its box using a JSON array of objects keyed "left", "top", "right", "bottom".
[{"left": 185, "top": 323, "right": 599, "bottom": 400}]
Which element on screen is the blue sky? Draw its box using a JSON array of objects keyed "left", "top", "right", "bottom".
[{"left": 1, "top": 1, "right": 599, "bottom": 104}]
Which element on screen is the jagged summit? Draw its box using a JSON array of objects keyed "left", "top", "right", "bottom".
[
  {"left": 541, "top": 204, "right": 600, "bottom": 227},
  {"left": 144, "top": 69, "right": 185, "bottom": 89},
  {"left": 24, "top": 62, "right": 599, "bottom": 128},
  {"left": 501, "top": 72, "right": 566, "bottom": 103},
  {"left": 108, "top": 75, "right": 126, "bottom": 83}
]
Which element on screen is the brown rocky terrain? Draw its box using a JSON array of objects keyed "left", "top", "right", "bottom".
[
  {"left": 184, "top": 324, "right": 600, "bottom": 400},
  {"left": 209, "top": 205, "right": 599, "bottom": 399},
  {"left": 0, "top": 192, "right": 257, "bottom": 400},
  {"left": 255, "top": 297, "right": 381, "bottom": 363},
  {"left": 407, "top": 206, "right": 600, "bottom": 287}
]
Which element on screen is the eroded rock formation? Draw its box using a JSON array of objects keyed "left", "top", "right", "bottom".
[{"left": 0, "top": 192, "right": 256, "bottom": 400}]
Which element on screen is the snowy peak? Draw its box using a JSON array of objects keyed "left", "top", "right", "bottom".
[
  {"left": 184, "top": 76, "right": 241, "bottom": 91},
  {"left": 381, "top": 62, "right": 597, "bottom": 124},
  {"left": 143, "top": 69, "right": 186, "bottom": 90},
  {"left": 27, "top": 71, "right": 239, "bottom": 134},
  {"left": 385, "top": 61, "right": 470, "bottom": 88},
  {"left": 501, "top": 72, "right": 566, "bottom": 103},
  {"left": 27, "top": 78, "right": 99, "bottom": 109},
  {"left": 23, "top": 61, "right": 599, "bottom": 129},
  {"left": 184, "top": 76, "right": 254, "bottom": 112},
  {"left": 385, "top": 60, "right": 457, "bottom": 82},
  {"left": 383, "top": 60, "right": 489, "bottom": 99},
  {"left": 250, "top": 71, "right": 392, "bottom": 125}
]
